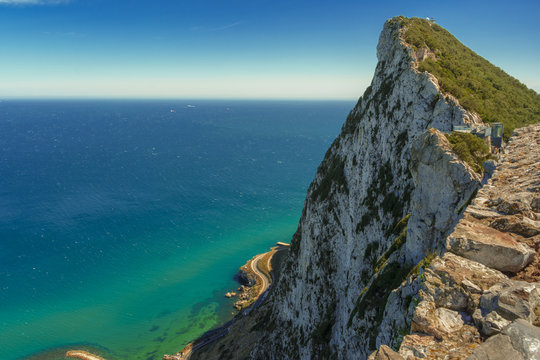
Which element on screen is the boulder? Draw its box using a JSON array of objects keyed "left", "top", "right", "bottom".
[
  {"left": 489, "top": 215, "right": 540, "bottom": 238},
  {"left": 467, "top": 333, "right": 524, "bottom": 360},
  {"left": 467, "top": 319, "right": 540, "bottom": 360},
  {"left": 503, "top": 319, "right": 540, "bottom": 360},
  {"left": 473, "top": 308, "right": 510, "bottom": 336},
  {"left": 479, "top": 280, "right": 540, "bottom": 323},
  {"left": 435, "top": 307, "right": 464, "bottom": 333},
  {"left": 447, "top": 219, "right": 535, "bottom": 272},
  {"left": 411, "top": 302, "right": 466, "bottom": 339},
  {"left": 422, "top": 252, "right": 507, "bottom": 311}
]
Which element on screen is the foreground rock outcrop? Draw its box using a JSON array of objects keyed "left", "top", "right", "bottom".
[{"left": 378, "top": 123, "right": 540, "bottom": 359}]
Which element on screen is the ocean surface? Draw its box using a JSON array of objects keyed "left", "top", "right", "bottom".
[{"left": 0, "top": 99, "right": 352, "bottom": 360}]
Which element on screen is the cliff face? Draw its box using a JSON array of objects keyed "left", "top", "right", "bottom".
[{"left": 250, "top": 19, "right": 483, "bottom": 359}]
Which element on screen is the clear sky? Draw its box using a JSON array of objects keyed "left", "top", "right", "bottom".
[{"left": 1, "top": 0, "right": 539, "bottom": 100}]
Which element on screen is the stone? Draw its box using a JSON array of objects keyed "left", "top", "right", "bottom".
[
  {"left": 411, "top": 300, "right": 441, "bottom": 338},
  {"left": 467, "top": 334, "right": 524, "bottom": 360},
  {"left": 411, "top": 301, "right": 467, "bottom": 338},
  {"left": 466, "top": 205, "right": 500, "bottom": 220},
  {"left": 468, "top": 319, "right": 540, "bottom": 360},
  {"left": 461, "top": 279, "right": 482, "bottom": 294},
  {"left": 434, "top": 307, "right": 464, "bottom": 333},
  {"left": 368, "top": 345, "right": 404, "bottom": 360},
  {"left": 473, "top": 309, "right": 511, "bottom": 336},
  {"left": 496, "top": 193, "right": 533, "bottom": 216},
  {"left": 447, "top": 219, "right": 536, "bottom": 272},
  {"left": 399, "top": 326, "right": 481, "bottom": 360},
  {"left": 422, "top": 252, "right": 507, "bottom": 312},
  {"left": 399, "top": 334, "right": 437, "bottom": 359},
  {"left": 479, "top": 280, "right": 540, "bottom": 323},
  {"left": 502, "top": 319, "right": 540, "bottom": 360},
  {"left": 489, "top": 215, "right": 540, "bottom": 238}
]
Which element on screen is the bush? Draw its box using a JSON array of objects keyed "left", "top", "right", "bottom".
[{"left": 444, "top": 132, "right": 493, "bottom": 173}]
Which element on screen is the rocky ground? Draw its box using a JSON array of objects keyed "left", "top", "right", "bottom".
[{"left": 371, "top": 123, "right": 540, "bottom": 359}]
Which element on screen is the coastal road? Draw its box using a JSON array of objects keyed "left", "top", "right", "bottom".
[{"left": 250, "top": 253, "right": 271, "bottom": 297}]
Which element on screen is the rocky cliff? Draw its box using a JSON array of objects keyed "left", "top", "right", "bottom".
[
  {"left": 370, "top": 123, "right": 540, "bottom": 360},
  {"left": 187, "top": 17, "right": 540, "bottom": 360},
  {"left": 249, "top": 17, "right": 484, "bottom": 359}
]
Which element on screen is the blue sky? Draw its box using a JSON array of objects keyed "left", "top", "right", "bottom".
[{"left": 1, "top": 0, "right": 539, "bottom": 99}]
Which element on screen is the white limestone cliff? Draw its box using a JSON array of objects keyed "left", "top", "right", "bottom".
[{"left": 250, "top": 18, "right": 484, "bottom": 359}]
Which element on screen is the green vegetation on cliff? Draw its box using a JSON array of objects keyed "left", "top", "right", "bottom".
[
  {"left": 444, "top": 132, "right": 494, "bottom": 174},
  {"left": 399, "top": 17, "right": 540, "bottom": 139}
]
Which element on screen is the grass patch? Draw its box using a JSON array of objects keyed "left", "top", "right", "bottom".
[
  {"left": 408, "top": 251, "right": 437, "bottom": 279},
  {"left": 400, "top": 16, "right": 540, "bottom": 139},
  {"left": 373, "top": 226, "right": 408, "bottom": 274},
  {"left": 390, "top": 214, "right": 411, "bottom": 236}
]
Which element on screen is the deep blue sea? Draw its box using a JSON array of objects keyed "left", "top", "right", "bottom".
[{"left": 0, "top": 99, "right": 352, "bottom": 360}]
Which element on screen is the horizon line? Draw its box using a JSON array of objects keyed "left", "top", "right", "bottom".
[{"left": 0, "top": 96, "right": 359, "bottom": 102}]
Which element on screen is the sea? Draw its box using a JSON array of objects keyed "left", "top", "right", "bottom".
[{"left": 0, "top": 99, "right": 352, "bottom": 360}]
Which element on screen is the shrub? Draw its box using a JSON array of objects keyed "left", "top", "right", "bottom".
[{"left": 444, "top": 132, "right": 494, "bottom": 173}]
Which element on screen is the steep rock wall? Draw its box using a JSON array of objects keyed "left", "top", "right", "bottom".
[{"left": 251, "top": 18, "right": 482, "bottom": 359}]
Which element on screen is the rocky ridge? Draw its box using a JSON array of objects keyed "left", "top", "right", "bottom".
[{"left": 371, "top": 123, "right": 540, "bottom": 359}]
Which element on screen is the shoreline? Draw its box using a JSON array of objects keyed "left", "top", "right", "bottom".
[
  {"left": 65, "top": 350, "right": 106, "bottom": 360},
  {"left": 164, "top": 242, "right": 289, "bottom": 360}
]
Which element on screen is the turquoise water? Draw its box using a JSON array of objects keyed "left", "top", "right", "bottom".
[{"left": 0, "top": 100, "right": 351, "bottom": 360}]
